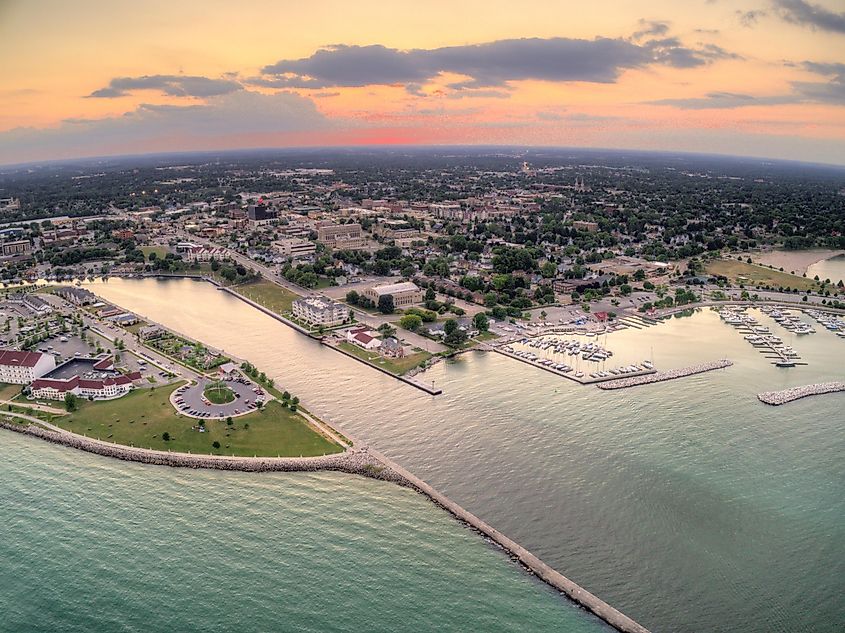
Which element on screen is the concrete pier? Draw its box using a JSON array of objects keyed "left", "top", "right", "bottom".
[{"left": 757, "top": 382, "right": 845, "bottom": 405}]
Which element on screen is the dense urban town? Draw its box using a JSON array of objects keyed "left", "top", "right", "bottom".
[{"left": 0, "top": 150, "right": 843, "bottom": 398}]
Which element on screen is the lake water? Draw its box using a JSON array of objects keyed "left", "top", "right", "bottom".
[
  {"left": 20, "top": 278, "right": 845, "bottom": 632},
  {"left": 0, "top": 432, "right": 605, "bottom": 633},
  {"left": 808, "top": 254, "right": 845, "bottom": 285}
]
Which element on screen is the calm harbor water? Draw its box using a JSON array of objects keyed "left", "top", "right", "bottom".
[
  {"left": 807, "top": 254, "right": 845, "bottom": 285},
  {"left": 0, "top": 433, "right": 605, "bottom": 633},
  {"left": 22, "top": 278, "right": 845, "bottom": 632}
]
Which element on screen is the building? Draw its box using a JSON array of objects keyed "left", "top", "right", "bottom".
[
  {"left": 217, "top": 361, "right": 238, "bottom": 377},
  {"left": 181, "top": 245, "right": 227, "bottom": 262},
  {"left": 0, "top": 350, "right": 56, "bottom": 384},
  {"left": 346, "top": 326, "right": 381, "bottom": 350},
  {"left": 55, "top": 286, "right": 96, "bottom": 306},
  {"left": 291, "top": 295, "right": 349, "bottom": 327},
  {"left": 29, "top": 356, "right": 141, "bottom": 401},
  {"left": 274, "top": 238, "right": 316, "bottom": 260},
  {"left": 362, "top": 281, "right": 422, "bottom": 307},
  {"left": 316, "top": 222, "right": 365, "bottom": 250},
  {"left": 8, "top": 293, "right": 53, "bottom": 315},
  {"left": 380, "top": 337, "right": 405, "bottom": 358},
  {"left": 138, "top": 325, "right": 164, "bottom": 340},
  {"left": 572, "top": 220, "right": 599, "bottom": 233},
  {"left": 248, "top": 204, "right": 277, "bottom": 225},
  {"left": 0, "top": 239, "right": 32, "bottom": 260}
]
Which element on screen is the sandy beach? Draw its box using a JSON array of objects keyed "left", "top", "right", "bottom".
[{"left": 746, "top": 249, "right": 845, "bottom": 275}]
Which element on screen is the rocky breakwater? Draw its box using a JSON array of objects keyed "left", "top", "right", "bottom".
[
  {"left": 0, "top": 418, "right": 402, "bottom": 483},
  {"left": 597, "top": 360, "right": 733, "bottom": 390},
  {"left": 758, "top": 382, "right": 845, "bottom": 405}
]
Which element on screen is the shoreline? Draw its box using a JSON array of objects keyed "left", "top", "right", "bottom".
[
  {"left": 2, "top": 414, "right": 650, "bottom": 633},
  {"left": 747, "top": 249, "right": 845, "bottom": 276}
]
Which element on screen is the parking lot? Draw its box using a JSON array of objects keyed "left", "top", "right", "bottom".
[{"left": 170, "top": 376, "right": 267, "bottom": 419}]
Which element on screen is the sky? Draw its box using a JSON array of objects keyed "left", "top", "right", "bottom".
[{"left": 1, "top": 0, "right": 844, "bottom": 165}]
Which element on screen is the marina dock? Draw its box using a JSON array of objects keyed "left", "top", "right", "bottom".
[{"left": 493, "top": 344, "right": 656, "bottom": 385}]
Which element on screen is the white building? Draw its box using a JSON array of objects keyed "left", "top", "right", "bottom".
[
  {"left": 0, "top": 350, "right": 56, "bottom": 384},
  {"left": 291, "top": 295, "right": 349, "bottom": 327},
  {"left": 274, "top": 238, "right": 316, "bottom": 260}
]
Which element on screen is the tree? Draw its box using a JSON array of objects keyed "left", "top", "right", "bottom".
[
  {"left": 425, "top": 287, "right": 436, "bottom": 302},
  {"left": 212, "top": 441, "right": 221, "bottom": 449},
  {"left": 378, "top": 293, "right": 395, "bottom": 314},
  {"left": 472, "top": 312, "right": 489, "bottom": 332},
  {"left": 345, "top": 290, "right": 360, "bottom": 305},
  {"left": 377, "top": 322, "right": 396, "bottom": 338},
  {"left": 400, "top": 314, "right": 423, "bottom": 331},
  {"left": 64, "top": 392, "right": 78, "bottom": 412},
  {"left": 162, "top": 432, "right": 171, "bottom": 442}
]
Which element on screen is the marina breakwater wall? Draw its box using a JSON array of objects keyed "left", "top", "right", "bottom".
[
  {"left": 2, "top": 416, "right": 650, "bottom": 633},
  {"left": 597, "top": 360, "right": 733, "bottom": 390},
  {"left": 757, "top": 382, "right": 845, "bottom": 405}
]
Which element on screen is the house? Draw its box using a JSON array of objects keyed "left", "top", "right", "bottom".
[
  {"left": 292, "top": 295, "right": 349, "bottom": 327},
  {"left": 109, "top": 313, "right": 139, "bottom": 327},
  {"left": 0, "top": 350, "right": 56, "bottom": 384},
  {"left": 138, "top": 325, "right": 164, "bottom": 340},
  {"left": 346, "top": 325, "right": 381, "bottom": 350},
  {"left": 380, "top": 337, "right": 405, "bottom": 358},
  {"left": 29, "top": 356, "right": 142, "bottom": 401}
]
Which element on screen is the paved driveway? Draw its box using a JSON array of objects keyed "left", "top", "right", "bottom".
[{"left": 171, "top": 376, "right": 267, "bottom": 419}]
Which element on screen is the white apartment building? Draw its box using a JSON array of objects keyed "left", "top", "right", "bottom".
[
  {"left": 0, "top": 350, "right": 56, "bottom": 384},
  {"left": 291, "top": 295, "right": 349, "bottom": 327}
]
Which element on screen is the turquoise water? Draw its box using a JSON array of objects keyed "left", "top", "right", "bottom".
[
  {"left": 0, "top": 433, "right": 605, "bottom": 633},
  {"left": 46, "top": 279, "right": 845, "bottom": 632},
  {"left": 807, "top": 254, "right": 845, "bottom": 285}
]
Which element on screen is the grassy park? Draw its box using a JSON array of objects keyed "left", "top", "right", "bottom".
[
  {"left": 235, "top": 279, "right": 299, "bottom": 314},
  {"left": 140, "top": 246, "right": 170, "bottom": 259},
  {"left": 51, "top": 383, "right": 343, "bottom": 457},
  {"left": 706, "top": 259, "right": 820, "bottom": 292},
  {"left": 337, "top": 341, "right": 431, "bottom": 375}
]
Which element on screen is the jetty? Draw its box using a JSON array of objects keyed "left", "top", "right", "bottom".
[
  {"left": 757, "top": 382, "right": 845, "bottom": 405},
  {"left": 597, "top": 360, "right": 732, "bottom": 390}
]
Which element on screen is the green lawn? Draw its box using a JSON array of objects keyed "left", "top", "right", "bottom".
[
  {"left": 337, "top": 341, "right": 431, "bottom": 375},
  {"left": 0, "top": 383, "right": 22, "bottom": 401},
  {"left": 51, "top": 384, "right": 343, "bottom": 457},
  {"left": 140, "top": 246, "right": 170, "bottom": 259},
  {"left": 204, "top": 383, "right": 235, "bottom": 404},
  {"left": 235, "top": 279, "right": 300, "bottom": 314},
  {"left": 706, "top": 259, "right": 820, "bottom": 292},
  {"left": 123, "top": 321, "right": 149, "bottom": 335}
]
